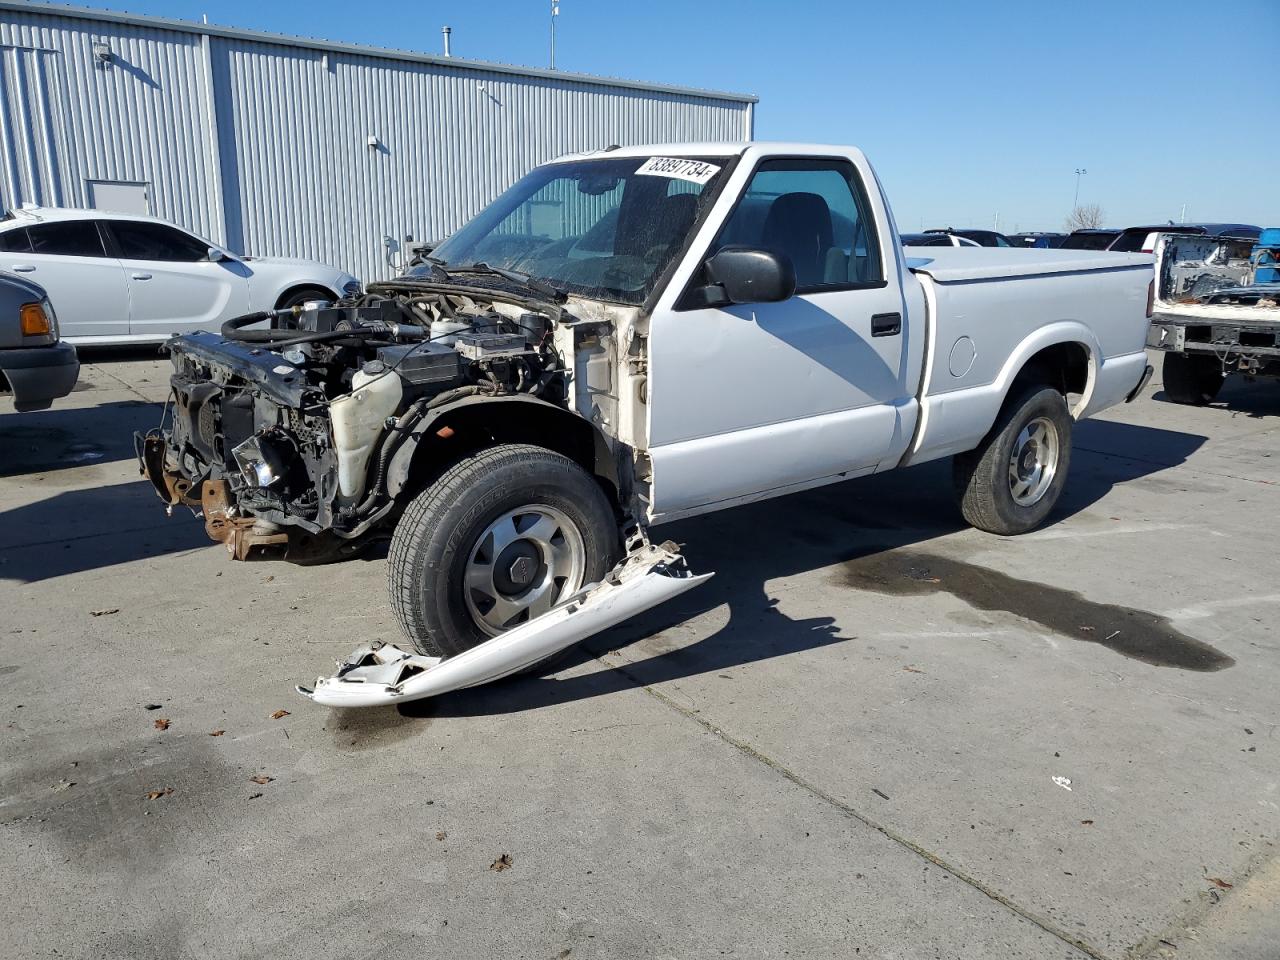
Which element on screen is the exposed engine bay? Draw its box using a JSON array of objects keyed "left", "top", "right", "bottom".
[{"left": 139, "top": 276, "right": 643, "bottom": 562}]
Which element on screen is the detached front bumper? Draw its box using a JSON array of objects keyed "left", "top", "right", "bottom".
[
  {"left": 299, "top": 542, "right": 712, "bottom": 708},
  {"left": 0, "top": 341, "right": 79, "bottom": 412}
]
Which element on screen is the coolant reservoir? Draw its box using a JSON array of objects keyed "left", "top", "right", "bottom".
[{"left": 330, "top": 361, "right": 403, "bottom": 500}]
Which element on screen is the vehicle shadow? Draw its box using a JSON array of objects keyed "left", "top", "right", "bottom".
[
  {"left": 0, "top": 393, "right": 208, "bottom": 581},
  {"left": 1153, "top": 376, "right": 1280, "bottom": 418},
  {"left": 0, "top": 400, "right": 165, "bottom": 475},
  {"left": 74, "top": 344, "right": 171, "bottom": 365},
  {"left": 400, "top": 417, "right": 1208, "bottom": 719},
  {"left": 0, "top": 482, "right": 210, "bottom": 582}
]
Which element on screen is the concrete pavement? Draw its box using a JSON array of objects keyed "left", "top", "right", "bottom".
[{"left": 1, "top": 350, "right": 1276, "bottom": 959}]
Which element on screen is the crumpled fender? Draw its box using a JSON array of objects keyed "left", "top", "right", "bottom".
[{"left": 297, "top": 542, "right": 710, "bottom": 708}]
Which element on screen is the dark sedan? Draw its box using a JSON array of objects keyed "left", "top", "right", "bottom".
[
  {"left": 1108, "top": 223, "right": 1262, "bottom": 253},
  {"left": 1059, "top": 229, "right": 1121, "bottom": 251},
  {"left": 1008, "top": 232, "right": 1066, "bottom": 248}
]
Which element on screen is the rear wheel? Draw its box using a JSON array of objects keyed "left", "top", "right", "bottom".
[
  {"left": 387, "top": 443, "right": 620, "bottom": 658},
  {"left": 1162, "top": 352, "right": 1222, "bottom": 405},
  {"left": 953, "top": 384, "right": 1073, "bottom": 536}
]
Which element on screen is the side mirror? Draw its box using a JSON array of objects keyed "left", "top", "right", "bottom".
[
  {"left": 207, "top": 246, "right": 232, "bottom": 263},
  {"left": 694, "top": 246, "right": 796, "bottom": 307}
]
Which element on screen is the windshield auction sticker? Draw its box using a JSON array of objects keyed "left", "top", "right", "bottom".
[{"left": 635, "top": 157, "right": 721, "bottom": 185}]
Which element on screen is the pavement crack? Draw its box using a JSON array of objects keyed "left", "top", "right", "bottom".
[{"left": 612, "top": 662, "right": 1109, "bottom": 960}]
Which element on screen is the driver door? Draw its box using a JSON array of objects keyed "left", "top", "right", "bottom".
[{"left": 646, "top": 155, "right": 913, "bottom": 521}]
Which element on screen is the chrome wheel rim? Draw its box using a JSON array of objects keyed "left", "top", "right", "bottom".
[
  {"left": 463, "top": 504, "right": 586, "bottom": 636},
  {"left": 1008, "top": 416, "right": 1060, "bottom": 506}
]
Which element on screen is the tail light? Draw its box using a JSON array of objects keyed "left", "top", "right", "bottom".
[
  {"left": 1146, "top": 280, "right": 1154, "bottom": 318},
  {"left": 19, "top": 302, "right": 51, "bottom": 336}
]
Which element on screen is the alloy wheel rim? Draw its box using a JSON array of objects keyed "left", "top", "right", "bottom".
[
  {"left": 463, "top": 504, "right": 586, "bottom": 636},
  {"left": 1007, "top": 416, "right": 1060, "bottom": 506}
]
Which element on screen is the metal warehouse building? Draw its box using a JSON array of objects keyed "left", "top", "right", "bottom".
[{"left": 0, "top": 1, "right": 755, "bottom": 282}]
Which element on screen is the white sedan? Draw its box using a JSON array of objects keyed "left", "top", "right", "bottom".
[{"left": 0, "top": 207, "right": 360, "bottom": 344}]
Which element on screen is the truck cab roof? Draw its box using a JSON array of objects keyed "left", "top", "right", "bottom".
[{"left": 551, "top": 141, "right": 876, "bottom": 164}]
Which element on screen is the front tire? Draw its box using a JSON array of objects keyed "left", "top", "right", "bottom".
[
  {"left": 953, "top": 384, "right": 1073, "bottom": 536},
  {"left": 1162, "top": 352, "right": 1222, "bottom": 405},
  {"left": 387, "top": 444, "right": 620, "bottom": 658}
]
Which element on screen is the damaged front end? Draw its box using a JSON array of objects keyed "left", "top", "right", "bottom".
[
  {"left": 138, "top": 281, "right": 582, "bottom": 561},
  {"left": 299, "top": 542, "right": 709, "bottom": 708}
]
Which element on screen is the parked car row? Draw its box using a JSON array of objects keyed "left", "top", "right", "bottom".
[
  {"left": 906, "top": 223, "right": 1263, "bottom": 254},
  {"left": 2, "top": 192, "right": 1269, "bottom": 422}
]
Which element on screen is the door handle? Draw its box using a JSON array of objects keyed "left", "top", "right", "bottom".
[
  {"left": 871, "top": 312, "right": 902, "bottom": 337},
  {"left": 131, "top": 272, "right": 153, "bottom": 280},
  {"left": 11, "top": 264, "right": 35, "bottom": 273}
]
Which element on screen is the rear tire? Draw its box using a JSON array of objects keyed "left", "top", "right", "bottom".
[
  {"left": 953, "top": 384, "right": 1073, "bottom": 536},
  {"left": 387, "top": 444, "right": 620, "bottom": 658},
  {"left": 1162, "top": 352, "right": 1222, "bottom": 405}
]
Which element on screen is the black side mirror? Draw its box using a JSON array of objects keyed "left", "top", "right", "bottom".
[{"left": 693, "top": 246, "right": 796, "bottom": 307}]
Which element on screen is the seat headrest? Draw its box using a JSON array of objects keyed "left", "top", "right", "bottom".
[{"left": 762, "top": 192, "right": 834, "bottom": 285}]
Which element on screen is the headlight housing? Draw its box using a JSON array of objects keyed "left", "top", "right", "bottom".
[
  {"left": 232, "top": 432, "right": 296, "bottom": 489},
  {"left": 341, "top": 278, "right": 362, "bottom": 298}
]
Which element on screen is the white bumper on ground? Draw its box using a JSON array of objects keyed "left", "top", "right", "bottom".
[{"left": 298, "top": 542, "right": 711, "bottom": 708}]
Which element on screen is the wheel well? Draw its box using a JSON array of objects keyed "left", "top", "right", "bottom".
[
  {"left": 1011, "top": 342, "right": 1090, "bottom": 398},
  {"left": 274, "top": 284, "right": 337, "bottom": 309},
  {"left": 392, "top": 398, "right": 623, "bottom": 511}
]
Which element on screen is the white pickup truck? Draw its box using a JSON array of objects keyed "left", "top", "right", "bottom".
[{"left": 138, "top": 142, "right": 1154, "bottom": 707}]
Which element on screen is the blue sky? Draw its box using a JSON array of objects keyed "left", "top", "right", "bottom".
[{"left": 76, "top": 0, "right": 1280, "bottom": 232}]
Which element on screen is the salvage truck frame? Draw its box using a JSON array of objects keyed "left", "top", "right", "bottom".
[
  {"left": 139, "top": 142, "right": 1154, "bottom": 708},
  {"left": 1147, "top": 232, "right": 1280, "bottom": 404}
]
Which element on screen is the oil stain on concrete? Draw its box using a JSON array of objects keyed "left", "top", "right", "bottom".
[{"left": 844, "top": 549, "right": 1233, "bottom": 671}]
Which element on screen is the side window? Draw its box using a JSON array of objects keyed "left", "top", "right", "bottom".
[
  {"left": 110, "top": 221, "right": 210, "bottom": 262},
  {"left": 711, "top": 158, "right": 883, "bottom": 290},
  {"left": 27, "top": 221, "right": 108, "bottom": 258},
  {"left": 0, "top": 227, "right": 32, "bottom": 253}
]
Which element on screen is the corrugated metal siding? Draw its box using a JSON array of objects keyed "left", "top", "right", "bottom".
[
  {"left": 0, "top": 10, "right": 221, "bottom": 238},
  {"left": 0, "top": 6, "right": 752, "bottom": 283}
]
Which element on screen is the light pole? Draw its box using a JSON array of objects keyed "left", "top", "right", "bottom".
[
  {"left": 1073, "top": 168, "right": 1087, "bottom": 209},
  {"left": 549, "top": 0, "right": 559, "bottom": 70}
]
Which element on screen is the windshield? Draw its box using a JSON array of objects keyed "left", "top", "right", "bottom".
[{"left": 422, "top": 155, "right": 731, "bottom": 305}]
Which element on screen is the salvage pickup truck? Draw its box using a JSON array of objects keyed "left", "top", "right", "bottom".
[
  {"left": 1147, "top": 229, "right": 1280, "bottom": 403},
  {"left": 138, "top": 143, "right": 1154, "bottom": 707}
]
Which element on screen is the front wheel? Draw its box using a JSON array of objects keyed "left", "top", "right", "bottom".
[
  {"left": 953, "top": 384, "right": 1073, "bottom": 536},
  {"left": 387, "top": 444, "right": 621, "bottom": 658}
]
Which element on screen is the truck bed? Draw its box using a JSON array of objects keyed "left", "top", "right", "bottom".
[
  {"left": 903, "top": 247, "right": 1153, "bottom": 282},
  {"left": 900, "top": 247, "right": 1153, "bottom": 466}
]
